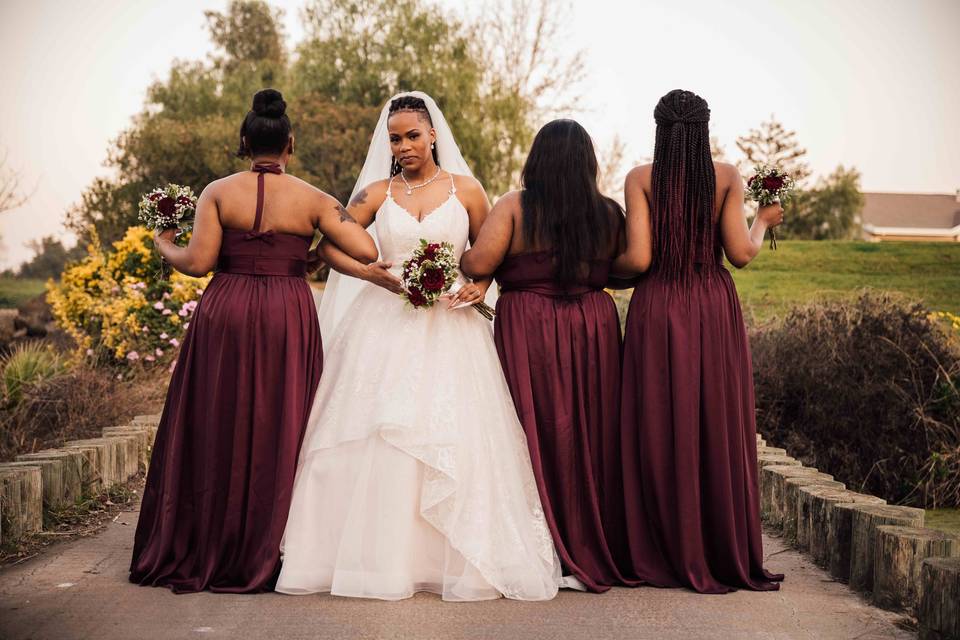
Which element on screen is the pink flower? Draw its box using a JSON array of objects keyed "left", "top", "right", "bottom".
[
  {"left": 162, "top": 309, "right": 172, "bottom": 316},
  {"left": 183, "top": 322, "right": 190, "bottom": 330},
  {"left": 153, "top": 301, "right": 165, "bottom": 310},
  {"left": 126, "top": 351, "right": 140, "bottom": 361},
  {"left": 159, "top": 332, "right": 169, "bottom": 339},
  {"left": 178, "top": 308, "right": 188, "bottom": 317},
  {"left": 145, "top": 355, "right": 156, "bottom": 362},
  {"left": 155, "top": 348, "right": 164, "bottom": 357},
  {"left": 168, "top": 360, "right": 177, "bottom": 374},
  {"left": 85, "top": 348, "right": 94, "bottom": 356},
  {"left": 162, "top": 292, "right": 171, "bottom": 300},
  {"left": 169, "top": 338, "right": 180, "bottom": 347},
  {"left": 142, "top": 326, "right": 149, "bottom": 333}
]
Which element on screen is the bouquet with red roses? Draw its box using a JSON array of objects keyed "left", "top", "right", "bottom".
[
  {"left": 401, "top": 239, "right": 495, "bottom": 320},
  {"left": 746, "top": 165, "right": 794, "bottom": 250},
  {"left": 138, "top": 184, "right": 197, "bottom": 234}
]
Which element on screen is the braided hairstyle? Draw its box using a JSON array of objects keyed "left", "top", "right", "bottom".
[
  {"left": 387, "top": 96, "right": 439, "bottom": 176},
  {"left": 236, "top": 89, "right": 291, "bottom": 158},
  {"left": 520, "top": 119, "right": 622, "bottom": 289},
  {"left": 650, "top": 89, "right": 717, "bottom": 281}
]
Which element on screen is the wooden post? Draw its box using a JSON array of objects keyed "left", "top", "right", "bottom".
[
  {"left": 757, "top": 455, "right": 800, "bottom": 478},
  {"left": 102, "top": 427, "right": 153, "bottom": 471},
  {"left": 827, "top": 496, "right": 887, "bottom": 582},
  {"left": 849, "top": 503, "right": 925, "bottom": 593},
  {"left": 795, "top": 483, "right": 847, "bottom": 552},
  {"left": 18, "top": 450, "right": 88, "bottom": 505},
  {"left": 874, "top": 526, "right": 958, "bottom": 614},
  {"left": 806, "top": 489, "right": 882, "bottom": 569},
  {"left": 0, "top": 465, "right": 43, "bottom": 542},
  {"left": 919, "top": 557, "right": 960, "bottom": 640},
  {"left": 781, "top": 476, "right": 841, "bottom": 544},
  {"left": 3, "top": 460, "right": 66, "bottom": 511},
  {"left": 760, "top": 465, "right": 830, "bottom": 529}
]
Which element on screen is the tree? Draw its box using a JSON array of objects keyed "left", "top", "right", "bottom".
[
  {"left": 15, "top": 236, "right": 86, "bottom": 280},
  {"left": 710, "top": 136, "right": 727, "bottom": 162},
  {"left": 782, "top": 165, "right": 864, "bottom": 240},
  {"left": 597, "top": 135, "right": 627, "bottom": 204},
  {"left": 0, "top": 148, "right": 30, "bottom": 215},
  {"left": 735, "top": 116, "right": 811, "bottom": 187}
]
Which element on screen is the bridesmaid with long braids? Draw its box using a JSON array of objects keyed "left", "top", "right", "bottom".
[
  {"left": 615, "top": 89, "right": 785, "bottom": 593},
  {"left": 461, "top": 119, "right": 638, "bottom": 592}
]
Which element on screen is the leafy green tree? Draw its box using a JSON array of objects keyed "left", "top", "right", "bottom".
[{"left": 784, "top": 165, "right": 864, "bottom": 240}]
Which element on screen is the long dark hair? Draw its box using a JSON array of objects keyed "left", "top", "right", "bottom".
[
  {"left": 650, "top": 89, "right": 717, "bottom": 280},
  {"left": 520, "top": 119, "right": 622, "bottom": 288},
  {"left": 236, "top": 89, "right": 291, "bottom": 158},
  {"left": 387, "top": 96, "right": 440, "bottom": 176}
]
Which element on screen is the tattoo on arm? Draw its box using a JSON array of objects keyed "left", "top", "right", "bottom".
[
  {"left": 348, "top": 188, "right": 368, "bottom": 208},
  {"left": 336, "top": 204, "right": 357, "bottom": 224}
]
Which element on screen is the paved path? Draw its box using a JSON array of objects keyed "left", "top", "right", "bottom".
[{"left": 0, "top": 500, "right": 915, "bottom": 640}]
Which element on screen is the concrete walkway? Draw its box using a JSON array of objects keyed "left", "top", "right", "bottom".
[{"left": 0, "top": 500, "right": 915, "bottom": 640}]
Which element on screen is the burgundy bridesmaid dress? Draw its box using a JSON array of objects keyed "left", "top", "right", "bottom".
[
  {"left": 130, "top": 164, "right": 323, "bottom": 593},
  {"left": 620, "top": 235, "right": 784, "bottom": 593},
  {"left": 494, "top": 251, "right": 638, "bottom": 593}
]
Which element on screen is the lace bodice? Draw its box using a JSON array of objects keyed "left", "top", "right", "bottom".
[{"left": 375, "top": 176, "right": 470, "bottom": 275}]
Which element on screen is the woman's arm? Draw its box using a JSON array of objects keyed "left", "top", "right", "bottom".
[
  {"left": 718, "top": 164, "right": 783, "bottom": 268},
  {"left": 153, "top": 184, "right": 223, "bottom": 277},
  {"left": 460, "top": 190, "right": 518, "bottom": 279},
  {"left": 319, "top": 238, "right": 403, "bottom": 295},
  {"left": 612, "top": 166, "right": 653, "bottom": 276},
  {"left": 453, "top": 176, "right": 493, "bottom": 307},
  {"left": 315, "top": 182, "right": 386, "bottom": 263}
]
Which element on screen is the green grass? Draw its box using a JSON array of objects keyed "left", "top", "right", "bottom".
[
  {"left": 727, "top": 241, "right": 960, "bottom": 322},
  {"left": 0, "top": 277, "right": 47, "bottom": 308},
  {"left": 925, "top": 509, "right": 960, "bottom": 535}
]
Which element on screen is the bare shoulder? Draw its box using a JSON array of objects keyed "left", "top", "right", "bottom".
[
  {"left": 625, "top": 163, "right": 653, "bottom": 188},
  {"left": 493, "top": 189, "right": 523, "bottom": 218},
  {"left": 348, "top": 178, "right": 389, "bottom": 208},
  {"left": 451, "top": 173, "right": 486, "bottom": 197},
  {"left": 713, "top": 162, "right": 740, "bottom": 184}
]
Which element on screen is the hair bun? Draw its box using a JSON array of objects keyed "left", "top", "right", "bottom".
[{"left": 252, "top": 89, "right": 286, "bottom": 118}]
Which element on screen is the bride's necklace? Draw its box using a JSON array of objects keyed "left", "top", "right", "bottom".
[{"left": 400, "top": 165, "right": 442, "bottom": 196}]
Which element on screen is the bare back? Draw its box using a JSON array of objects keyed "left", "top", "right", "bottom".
[{"left": 213, "top": 171, "right": 328, "bottom": 237}]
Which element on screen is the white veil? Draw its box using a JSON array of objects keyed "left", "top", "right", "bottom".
[{"left": 317, "top": 91, "right": 498, "bottom": 343}]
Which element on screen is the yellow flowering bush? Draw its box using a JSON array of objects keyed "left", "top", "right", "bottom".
[{"left": 47, "top": 226, "right": 210, "bottom": 366}]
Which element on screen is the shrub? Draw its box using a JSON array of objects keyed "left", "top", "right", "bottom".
[
  {"left": 46, "top": 227, "right": 209, "bottom": 367},
  {"left": 751, "top": 291, "right": 960, "bottom": 508},
  {"left": 1, "top": 342, "right": 66, "bottom": 404}
]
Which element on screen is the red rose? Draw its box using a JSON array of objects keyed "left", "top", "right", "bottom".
[
  {"left": 176, "top": 196, "right": 192, "bottom": 206},
  {"left": 422, "top": 267, "right": 446, "bottom": 292},
  {"left": 762, "top": 176, "right": 784, "bottom": 191},
  {"left": 149, "top": 193, "right": 162, "bottom": 202},
  {"left": 408, "top": 289, "right": 427, "bottom": 307},
  {"left": 747, "top": 175, "right": 757, "bottom": 187},
  {"left": 157, "top": 196, "right": 177, "bottom": 216}
]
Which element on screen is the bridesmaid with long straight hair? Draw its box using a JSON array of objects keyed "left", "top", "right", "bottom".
[
  {"left": 615, "top": 89, "right": 784, "bottom": 594},
  {"left": 130, "top": 89, "right": 378, "bottom": 593},
  {"left": 461, "top": 119, "right": 638, "bottom": 592}
]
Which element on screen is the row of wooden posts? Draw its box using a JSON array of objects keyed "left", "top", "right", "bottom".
[
  {"left": 0, "top": 416, "right": 159, "bottom": 545},
  {"left": 756, "top": 435, "right": 960, "bottom": 640}
]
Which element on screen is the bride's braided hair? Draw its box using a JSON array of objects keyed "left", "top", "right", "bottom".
[
  {"left": 388, "top": 96, "right": 440, "bottom": 175},
  {"left": 650, "top": 89, "right": 718, "bottom": 282}
]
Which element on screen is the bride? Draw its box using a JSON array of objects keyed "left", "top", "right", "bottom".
[{"left": 276, "top": 92, "right": 561, "bottom": 601}]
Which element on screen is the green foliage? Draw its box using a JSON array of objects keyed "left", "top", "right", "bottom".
[
  {"left": 0, "top": 277, "right": 46, "bottom": 307},
  {"left": 65, "top": 0, "right": 575, "bottom": 246},
  {"left": 12, "top": 236, "right": 87, "bottom": 280},
  {"left": 751, "top": 291, "right": 960, "bottom": 508},
  {"left": 777, "top": 165, "right": 865, "bottom": 240},
  {"left": 1, "top": 342, "right": 66, "bottom": 404}
]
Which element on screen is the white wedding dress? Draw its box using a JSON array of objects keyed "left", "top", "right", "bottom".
[{"left": 276, "top": 174, "right": 561, "bottom": 601}]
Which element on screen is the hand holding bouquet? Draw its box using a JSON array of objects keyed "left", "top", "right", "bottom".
[
  {"left": 401, "top": 239, "right": 495, "bottom": 320},
  {"left": 139, "top": 184, "right": 197, "bottom": 235},
  {"left": 746, "top": 165, "right": 794, "bottom": 250}
]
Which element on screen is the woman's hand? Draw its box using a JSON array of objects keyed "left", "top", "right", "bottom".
[
  {"left": 757, "top": 203, "right": 784, "bottom": 229},
  {"left": 154, "top": 227, "right": 177, "bottom": 248},
  {"left": 447, "top": 280, "right": 487, "bottom": 309},
  {"left": 306, "top": 247, "right": 325, "bottom": 274},
  {"left": 362, "top": 261, "right": 404, "bottom": 295}
]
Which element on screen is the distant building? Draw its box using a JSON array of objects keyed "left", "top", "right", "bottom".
[{"left": 861, "top": 192, "right": 960, "bottom": 242}]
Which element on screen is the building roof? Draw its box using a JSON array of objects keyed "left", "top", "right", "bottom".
[{"left": 861, "top": 192, "right": 960, "bottom": 230}]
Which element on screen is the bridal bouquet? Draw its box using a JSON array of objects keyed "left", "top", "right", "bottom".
[
  {"left": 746, "top": 165, "right": 794, "bottom": 250},
  {"left": 138, "top": 184, "right": 197, "bottom": 234},
  {"left": 401, "top": 239, "right": 495, "bottom": 320}
]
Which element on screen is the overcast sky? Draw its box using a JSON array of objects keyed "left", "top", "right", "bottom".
[{"left": 1, "top": 0, "right": 957, "bottom": 269}]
